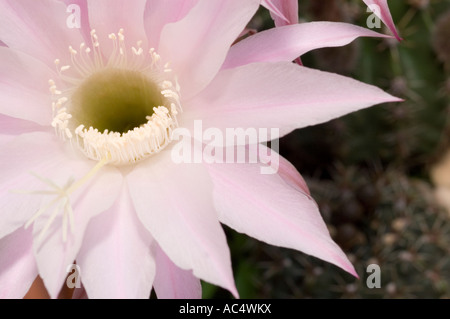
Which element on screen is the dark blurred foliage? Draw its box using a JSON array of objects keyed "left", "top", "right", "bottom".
[{"left": 203, "top": 0, "right": 450, "bottom": 298}]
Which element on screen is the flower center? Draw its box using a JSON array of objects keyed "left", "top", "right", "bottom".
[
  {"left": 49, "top": 29, "right": 181, "bottom": 165},
  {"left": 71, "top": 68, "right": 164, "bottom": 134}
]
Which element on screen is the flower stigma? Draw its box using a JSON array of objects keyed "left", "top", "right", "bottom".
[{"left": 24, "top": 29, "right": 182, "bottom": 243}]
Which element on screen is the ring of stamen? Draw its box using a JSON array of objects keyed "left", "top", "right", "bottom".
[{"left": 49, "top": 29, "right": 182, "bottom": 166}]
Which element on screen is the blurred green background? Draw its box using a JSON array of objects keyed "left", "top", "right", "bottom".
[{"left": 203, "top": 0, "right": 450, "bottom": 299}]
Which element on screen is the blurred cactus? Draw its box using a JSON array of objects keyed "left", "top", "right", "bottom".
[
  {"left": 433, "top": 10, "right": 450, "bottom": 70},
  {"left": 308, "top": 0, "right": 361, "bottom": 74}
]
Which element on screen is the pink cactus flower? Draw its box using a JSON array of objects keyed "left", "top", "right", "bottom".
[{"left": 0, "top": 0, "right": 400, "bottom": 298}]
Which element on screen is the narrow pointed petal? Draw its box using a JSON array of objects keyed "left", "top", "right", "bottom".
[
  {"left": 262, "top": 0, "right": 298, "bottom": 26},
  {"left": 207, "top": 158, "right": 357, "bottom": 277},
  {"left": 33, "top": 165, "right": 122, "bottom": 298},
  {"left": 184, "top": 62, "right": 402, "bottom": 142},
  {"left": 0, "top": 227, "right": 38, "bottom": 298},
  {"left": 144, "top": 0, "right": 199, "bottom": 50},
  {"left": 127, "top": 149, "right": 237, "bottom": 296},
  {"left": 153, "top": 243, "right": 202, "bottom": 299},
  {"left": 77, "top": 182, "right": 155, "bottom": 299},
  {"left": 0, "top": 47, "right": 56, "bottom": 125},
  {"left": 223, "top": 22, "right": 391, "bottom": 69},
  {"left": 0, "top": 0, "right": 85, "bottom": 67},
  {"left": 86, "top": 0, "right": 148, "bottom": 56},
  {"left": 158, "top": 0, "right": 260, "bottom": 99},
  {"left": 363, "top": 0, "right": 401, "bottom": 40}
]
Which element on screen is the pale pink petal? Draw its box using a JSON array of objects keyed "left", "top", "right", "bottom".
[
  {"left": 0, "top": 47, "right": 56, "bottom": 125},
  {"left": 86, "top": 0, "right": 148, "bottom": 57},
  {"left": 184, "top": 62, "right": 402, "bottom": 142},
  {"left": 0, "top": 0, "right": 85, "bottom": 67},
  {"left": 363, "top": 0, "right": 401, "bottom": 40},
  {"left": 223, "top": 22, "right": 391, "bottom": 69},
  {"left": 144, "top": 0, "right": 199, "bottom": 50},
  {"left": 207, "top": 159, "right": 358, "bottom": 277},
  {"left": 158, "top": 0, "right": 260, "bottom": 99},
  {"left": 33, "top": 165, "right": 122, "bottom": 298},
  {"left": 0, "top": 227, "right": 38, "bottom": 298},
  {"left": 77, "top": 182, "right": 155, "bottom": 299},
  {"left": 262, "top": 0, "right": 298, "bottom": 26},
  {"left": 127, "top": 149, "right": 237, "bottom": 296},
  {"left": 0, "top": 132, "right": 77, "bottom": 239},
  {"left": 153, "top": 243, "right": 202, "bottom": 299}
]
